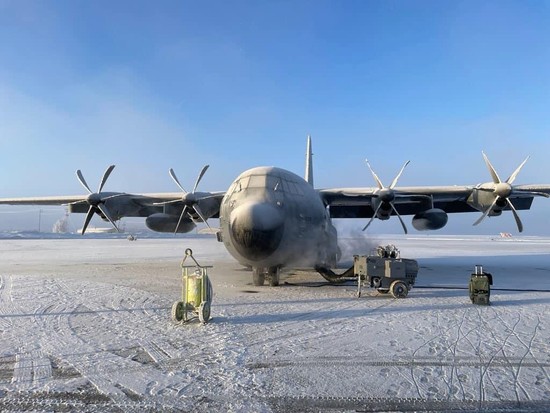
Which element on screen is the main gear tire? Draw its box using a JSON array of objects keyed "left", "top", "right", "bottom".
[
  {"left": 268, "top": 267, "right": 280, "bottom": 287},
  {"left": 252, "top": 268, "right": 265, "bottom": 286}
]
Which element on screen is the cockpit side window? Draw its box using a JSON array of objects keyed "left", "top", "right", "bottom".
[
  {"left": 234, "top": 176, "right": 250, "bottom": 193},
  {"left": 266, "top": 175, "right": 283, "bottom": 191},
  {"left": 282, "top": 179, "right": 303, "bottom": 196}
]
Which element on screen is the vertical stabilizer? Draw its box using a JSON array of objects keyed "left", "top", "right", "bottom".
[{"left": 305, "top": 135, "right": 314, "bottom": 187}]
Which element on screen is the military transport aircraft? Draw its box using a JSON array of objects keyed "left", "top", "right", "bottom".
[{"left": 2, "top": 136, "right": 550, "bottom": 286}]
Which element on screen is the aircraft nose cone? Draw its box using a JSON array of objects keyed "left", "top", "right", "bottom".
[{"left": 230, "top": 202, "right": 285, "bottom": 261}]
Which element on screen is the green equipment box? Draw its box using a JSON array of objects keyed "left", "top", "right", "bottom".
[{"left": 469, "top": 265, "right": 493, "bottom": 305}]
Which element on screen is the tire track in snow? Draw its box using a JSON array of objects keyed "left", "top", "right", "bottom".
[{"left": 489, "top": 307, "right": 546, "bottom": 401}]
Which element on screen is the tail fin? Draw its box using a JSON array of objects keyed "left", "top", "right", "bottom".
[{"left": 305, "top": 135, "right": 314, "bottom": 187}]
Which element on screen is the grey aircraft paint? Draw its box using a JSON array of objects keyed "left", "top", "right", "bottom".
[{"left": 2, "top": 139, "right": 550, "bottom": 286}]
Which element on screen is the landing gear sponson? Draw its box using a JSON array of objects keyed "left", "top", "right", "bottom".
[{"left": 252, "top": 267, "right": 280, "bottom": 287}]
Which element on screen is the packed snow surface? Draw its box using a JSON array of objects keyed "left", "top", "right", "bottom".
[{"left": 0, "top": 234, "right": 549, "bottom": 412}]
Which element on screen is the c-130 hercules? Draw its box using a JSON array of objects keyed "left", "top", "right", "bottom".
[{"left": 2, "top": 136, "right": 550, "bottom": 286}]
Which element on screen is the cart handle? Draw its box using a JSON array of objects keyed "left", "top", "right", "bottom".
[{"left": 181, "top": 248, "right": 213, "bottom": 269}]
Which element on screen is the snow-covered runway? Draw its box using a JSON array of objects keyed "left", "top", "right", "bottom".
[{"left": 0, "top": 235, "right": 549, "bottom": 412}]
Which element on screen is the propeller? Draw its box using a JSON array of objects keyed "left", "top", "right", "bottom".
[
  {"left": 159, "top": 165, "right": 212, "bottom": 234},
  {"left": 70, "top": 165, "right": 124, "bottom": 235},
  {"left": 473, "top": 152, "right": 549, "bottom": 232},
  {"left": 362, "top": 160, "right": 410, "bottom": 234}
]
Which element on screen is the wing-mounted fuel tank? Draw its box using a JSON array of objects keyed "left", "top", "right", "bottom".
[
  {"left": 145, "top": 213, "right": 196, "bottom": 233},
  {"left": 412, "top": 208, "right": 448, "bottom": 231}
]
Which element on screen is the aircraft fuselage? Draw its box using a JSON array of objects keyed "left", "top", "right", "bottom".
[{"left": 219, "top": 167, "right": 339, "bottom": 280}]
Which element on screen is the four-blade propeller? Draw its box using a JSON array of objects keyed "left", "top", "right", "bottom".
[
  {"left": 362, "top": 159, "right": 410, "bottom": 234},
  {"left": 70, "top": 165, "right": 124, "bottom": 235},
  {"left": 473, "top": 152, "right": 549, "bottom": 232}
]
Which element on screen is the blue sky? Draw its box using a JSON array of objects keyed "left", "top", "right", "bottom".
[{"left": 1, "top": 0, "right": 549, "bottom": 234}]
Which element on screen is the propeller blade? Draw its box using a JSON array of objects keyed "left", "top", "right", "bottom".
[
  {"left": 362, "top": 203, "right": 382, "bottom": 231},
  {"left": 389, "top": 160, "right": 410, "bottom": 189},
  {"left": 169, "top": 168, "right": 187, "bottom": 194},
  {"left": 192, "top": 165, "right": 210, "bottom": 193},
  {"left": 97, "top": 204, "right": 120, "bottom": 232},
  {"left": 506, "top": 156, "right": 529, "bottom": 185},
  {"left": 506, "top": 198, "right": 524, "bottom": 233},
  {"left": 76, "top": 170, "right": 93, "bottom": 194},
  {"left": 473, "top": 197, "right": 499, "bottom": 226},
  {"left": 365, "top": 160, "right": 384, "bottom": 189},
  {"left": 97, "top": 165, "right": 116, "bottom": 193},
  {"left": 81, "top": 206, "right": 96, "bottom": 235},
  {"left": 390, "top": 203, "right": 408, "bottom": 234},
  {"left": 476, "top": 153, "right": 535, "bottom": 231},
  {"left": 482, "top": 152, "right": 502, "bottom": 184},
  {"left": 193, "top": 204, "right": 212, "bottom": 230},
  {"left": 174, "top": 205, "right": 188, "bottom": 234},
  {"left": 167, "top": 166, "right": 213, "bottom": 232}
]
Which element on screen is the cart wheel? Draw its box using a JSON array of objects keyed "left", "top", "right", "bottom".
[
  {"left": 199, "top": 301, "right": 211, "bottom": 324},
  {"left": 171, "top": 301, "right": 185, "bottom": 322},
  {"left": 390, "top": 281, "right": 408, "bottom": 299}
]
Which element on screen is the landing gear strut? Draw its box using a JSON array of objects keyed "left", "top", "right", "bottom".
[
  {"left": 252, "top": 268, "right": 265, "bottom": 286},
  {"left": 252, "top": 267, "right": 280, "bottom": 286}
]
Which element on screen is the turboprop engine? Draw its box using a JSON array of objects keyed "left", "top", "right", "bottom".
[
  {"left": 145, "top": 213, "right": 196, "bottom": 233},
  {"left": 412, "top": 208, "right": 448, "bottom": 231}
]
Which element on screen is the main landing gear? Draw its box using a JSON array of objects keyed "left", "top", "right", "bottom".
[{"left": 252, "top": 267, "right": 280, "bottom": 287}]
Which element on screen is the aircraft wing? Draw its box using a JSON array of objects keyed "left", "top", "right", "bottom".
[
  {"left": 318, "top": 184, "right": 550, "bottom": 219},
  {"left": 0, "top": 195, "right": 90, "bottom": 206},
  {"left": 0, "top": 191, "right": 226, "bottom": 218},
  {"left": 318, "top": 186, "right": 475, "bottom": 218}
]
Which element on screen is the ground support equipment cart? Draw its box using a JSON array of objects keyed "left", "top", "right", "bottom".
[
  {"left": 469, "top": 265, "right": 492, "bottom": 305},
  {"left": 171, "top": 248, "right": 213, "bottom": 324},
  {"left": 355, "top": 245, "right": 419, "bottom": 298}
]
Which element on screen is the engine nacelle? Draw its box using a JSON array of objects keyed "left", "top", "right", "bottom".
[
  {"left": 412, "top": 208, "right": 448, "bottom": 231},
  {"left": 375, "top": 202, "right": 392, "bottom": 220},
  {"left": 489, "top": 198, "right": 506, "bottom": 216},
  {"left": 145, "top": 213, "right": 196, "bottom": 233}
]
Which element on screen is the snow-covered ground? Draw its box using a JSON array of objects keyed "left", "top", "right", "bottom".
[{"left": 0, "top": 234, "right": 549, "bottom": 412}]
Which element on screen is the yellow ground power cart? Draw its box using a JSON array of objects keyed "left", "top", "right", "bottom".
[{"left": 171, "top": 248, "right": 213, "bottom": 324}]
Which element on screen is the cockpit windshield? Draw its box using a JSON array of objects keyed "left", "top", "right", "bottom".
[{"left": 230, "top": 174, "right": 304, "bottom": 195}]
